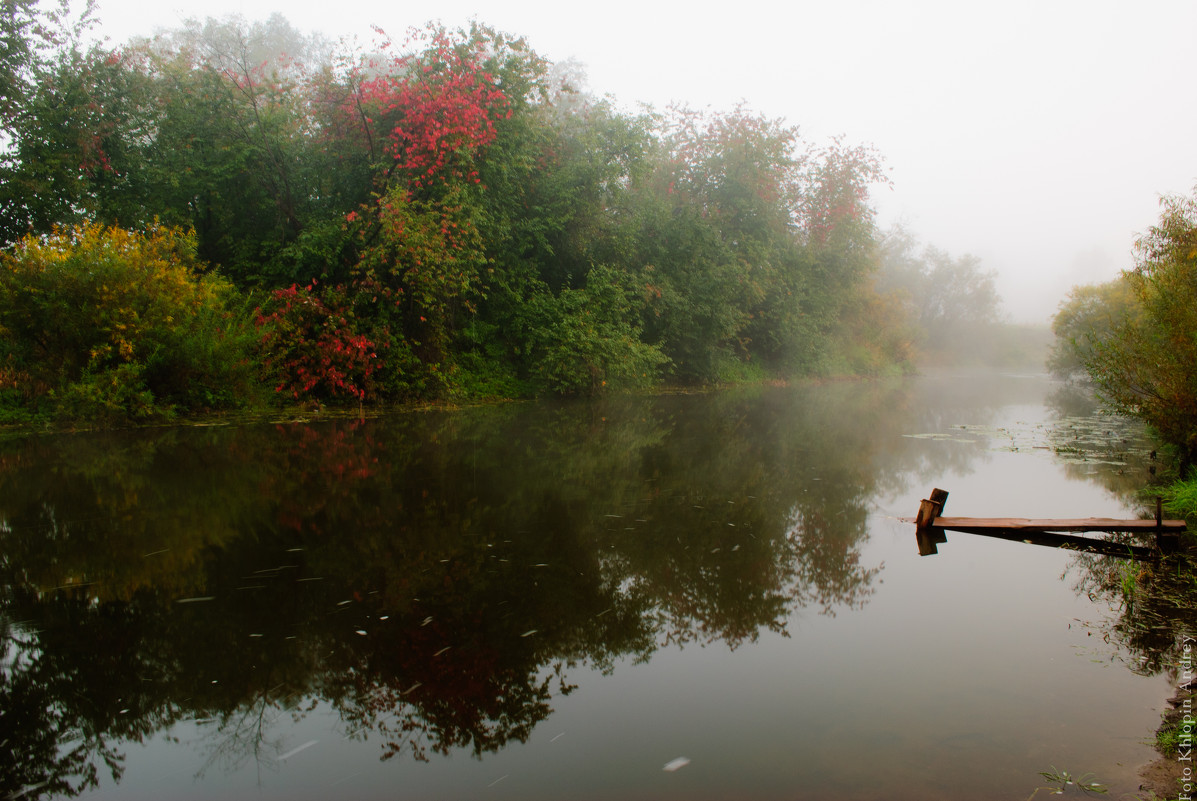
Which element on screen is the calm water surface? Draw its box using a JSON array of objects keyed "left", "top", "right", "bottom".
[{"left": 0, "top": 372, "right": 1177, "bottom": 799}]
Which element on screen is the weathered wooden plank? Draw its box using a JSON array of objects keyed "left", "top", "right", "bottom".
[{"left": 933, "top": 516, "right": 1186, "bottom": 533}]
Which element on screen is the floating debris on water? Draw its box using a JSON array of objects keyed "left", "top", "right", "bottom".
[
  {"left": 175, "top": 597, "right": 215, "bottom": 604},
  {"left": 550, "top": 732, "right": 566, "bottom": 742},
  {"left": 487, "top": 775, "right": 508, "bottom": 788},
  {"left": 520, "top": 629, "right": 538, "bottom": 637},
  {"left": 421, "top": 616, "right": 434, "bottom": 626},
  {"left": 337, "top": 600, "right": 353, "bottom": 607},
  {"left": 663, "top": 757, "right": 691, "bottom": 772},
  {"left": 433, "top": 646, "right": 451, "bottom": 656},
  {"left": 355, "top": 630, "right": 367, "bottom": 636},
  {"left": 402, "top": 682, "right": 422, "bottom": 695},
  {"left": 278, "top": 740, "right": 318, "bottom": 761},
  {"left": 142, "top": 549, "right": 169, "bottom": 557}
]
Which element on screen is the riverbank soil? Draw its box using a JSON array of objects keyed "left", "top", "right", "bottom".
[
  {"left": 1139, "top": 687, "right": 1193, "bottom": 800},
  {"left": 1140, "top": 757, "right": 1184, "bottom": 799}
]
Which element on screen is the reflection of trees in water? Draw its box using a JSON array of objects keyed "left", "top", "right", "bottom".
[
  {"left": 1069, "top": 548, "right": 1197, "bottom": 683},
  {"left": 1047, "top": 416, "right": 1159, "bottom": 505},
  {"left": 1041, "top": 381, "right": 1189, "bottom": 691},
  {"left": 0, "top": 593, "right": 176, "bottom": 799},
  {"left": 1, "top": 611, "right": 125, "bottom": 799},
  {"left": 195, "top": 691, "right": 288, "bottom": 781},
  {"left": 1042, "top": 379, "right": 1160, "bottom": 505},
  {"left": 0, "top": 428, "right": 274, "bottom": 603},
  {"left": 862, "top": 371, "right": 1058, "bottom": 497},
  {"left": 0, "top": 375, "right": 1046, "bottom": 797}
]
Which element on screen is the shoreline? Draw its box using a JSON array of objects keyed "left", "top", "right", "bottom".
[{"left": 1139, "top": 667, "right": 1195, "bottom": 800}]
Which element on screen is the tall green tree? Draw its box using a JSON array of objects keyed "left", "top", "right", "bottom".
[
  {"left": 0, "top": 0, "right": 89, "bottom": 130},
  {"left": 624, "top": 107, "right": 888, "bottom": 380},
  {"left": 0, "top": 0, "right": 45, "bottom": 125},
  {"left": 875, "top": 225, "right": 1001, "bottom": 363},
  {"left": 1080, "top": 189, "right": 1197, "bottom": 467},
  {"left": 0, "top": 1, "right": 155, "bottom": 244},
  {"left": 1047, "top": 278, "right": 1136, "bottom": 380},
  {"left": 135, "top": 15, "right": 335, "bottom": 284},
  {"left": 468, "top": 74, "right": 660, "bottom": 394}
]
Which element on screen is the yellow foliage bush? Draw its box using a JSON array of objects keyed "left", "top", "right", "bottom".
[{"left": 0, "top": 223, "right": 259, "bottom": 421}]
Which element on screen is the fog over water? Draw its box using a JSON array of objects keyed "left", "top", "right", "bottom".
[{"left": 89, "top": 0, "right": 1197, "bottom": 324}]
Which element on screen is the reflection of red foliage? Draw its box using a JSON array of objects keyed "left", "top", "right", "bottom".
[
  {"left": 261, "top": 420, "right": 380, "bottom": 533},
  {"left": 336, "top": 606, "right": 553, "bottom": 762}
]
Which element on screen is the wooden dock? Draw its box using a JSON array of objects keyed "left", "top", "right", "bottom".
[{"left": 907, "top": 488, "right": 1186, "bottom": 558}]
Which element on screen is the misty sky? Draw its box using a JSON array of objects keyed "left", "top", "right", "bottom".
[{"left": 89, "top": 0, "right": 1197, "bottom": 323}]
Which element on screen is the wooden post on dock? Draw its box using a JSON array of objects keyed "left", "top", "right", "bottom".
[{"left": 915, "top": 488, "right": 949, "bottom": 556}]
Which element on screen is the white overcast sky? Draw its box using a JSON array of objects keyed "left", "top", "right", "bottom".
[{"left": 88, "top": 0, "right": 1197, "bottom": 323}]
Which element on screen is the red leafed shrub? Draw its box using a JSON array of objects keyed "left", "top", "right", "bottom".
[
  {"left": 339, "top": 25, "right": 511, "bottom": 188},
  {"left": 255, "top": 281, "right": 380, "bottom": 402}
]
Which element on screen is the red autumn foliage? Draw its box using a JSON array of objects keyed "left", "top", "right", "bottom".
[
  {"left": 254, "top": 280, "right": 381, "bottom": 401},
  {"left": 342, "top": 27, "right": 511, "bottom": 189}
]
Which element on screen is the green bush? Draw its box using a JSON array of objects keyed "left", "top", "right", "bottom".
[
  {"left": 527, "top": 265, "right": 669, "bottom": 396},
  {"left": 0, "top": 223, "right": 260, "bottom": 422}
]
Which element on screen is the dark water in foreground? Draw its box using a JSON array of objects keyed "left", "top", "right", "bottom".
[{"left": 0, "top": 372, "right": 1175, "bottom": 799}]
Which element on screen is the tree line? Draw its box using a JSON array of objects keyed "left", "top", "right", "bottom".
[
  {"left": 1050, "top": 187, "right": 1197, "bottom": 484},
  {"left": 0, "top": 5, "right": 1012, "bottom": 423}
]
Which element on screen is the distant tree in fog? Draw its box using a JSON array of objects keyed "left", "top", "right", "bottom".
[{"left": 875, "top": 225, "right": 1003, "bottom": 361}]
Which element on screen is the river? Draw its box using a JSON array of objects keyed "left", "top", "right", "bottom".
[{"left": 0, "top": 371, "right": 1175, "bottom": 799}]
